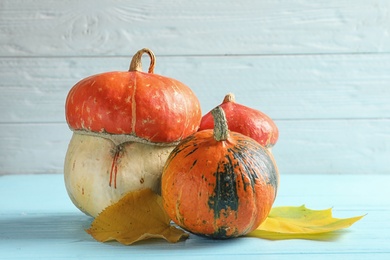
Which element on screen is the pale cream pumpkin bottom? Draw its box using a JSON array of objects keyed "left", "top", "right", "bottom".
[{"left": 64, "top": 132, "right": 175, "bottom": 217}]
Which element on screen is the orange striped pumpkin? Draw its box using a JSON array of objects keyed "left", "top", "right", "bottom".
[{"left": 161, "top": 106, "right": 279, "bottom": 238}]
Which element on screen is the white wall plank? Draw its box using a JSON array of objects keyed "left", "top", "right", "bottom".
[
  {"left": 1, "top": 0, "right": 389, "bottom": 175},
  {"left": 275, "top": 119, "right": 390, "bottom": 175},
  {"left": 1, "top": 54, "right": 389, "bottom": 123},
  {"left": 0, "top": 123, "right": 72, "bottom": 174},
  {"left": 1, "top": 0, "right": 389, "bottom": 56},
  {"left": 0, "top": 120, "right": 389, "bottom": 175}
]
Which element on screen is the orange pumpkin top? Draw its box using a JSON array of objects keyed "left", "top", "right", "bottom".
[
  {"left": 199, "top": 93, "right": 279, "bottom": 148},
  {"left": 65, "top": 48, "right": 202, "bottom": 144}
]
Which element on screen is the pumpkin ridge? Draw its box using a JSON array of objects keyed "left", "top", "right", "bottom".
[
  {"left": 189, "top": 159, "right": 198, "bottom": 170},
  {"left": 165, "top": 134, "right": 200, "bottom": 163},
  {"left": 184, "top": 147, "right": 199, "bottom": 158},
  {"left": 131, "top": 74, "right": 137, "bottom": 135},
  {"left": 227, "top": 147, "right": 254, "bottom": 192},
  {"left": 208, "top": 155, "right": 239, "bottom": 220},
  {"left": 166, "top": 77, "right": 190, "bottom": 137},
  {"left": 233, "top": 136, "right": 279, "bottom": 192},
  {"left": 233, "top": 146, "right": 259, "bottom": 191},
  {"left": 175, "top": 186, "right": 185, "bottom": 225}
]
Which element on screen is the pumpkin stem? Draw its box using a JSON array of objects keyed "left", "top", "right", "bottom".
[
  {"left": 211, "top": 106, "right": 229, "bottom": 141},
  {"left": 129, "top": 48, "right": 155, "bottom": 73},
  {"left": 223, "top": 93, "right": 236, "bottom": 103}
]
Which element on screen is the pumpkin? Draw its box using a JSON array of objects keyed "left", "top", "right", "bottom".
[
  {"left": 161, "top": 106, "right": 279, "bottom": 239},
  {"left": 199, "top": 93, "right": 279, "bottom": 148},
  {"left": 64, "top": 134, "right": 174, "bottom": 217},
  {"left": 66, "top": 48, "right": 201, "bottom": 144},
  {"left": 64, "top": 48, "right": 202, "bottom": 217}
]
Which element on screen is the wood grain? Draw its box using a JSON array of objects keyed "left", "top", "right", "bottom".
[
  {"left": 1, "top": 174, "right": 389, "bottom": 258},
  {"left": 0, "top": 0, "right": 389, "bottom": 175},
  {"left": 0, "top": 0, "right": 389, "bottom": 56},
  {"left": 0, "top": 120, "right": 388, "bottom": 175},
  {"left": 1, "top": 54, "right": 389, "bottom": 123}
]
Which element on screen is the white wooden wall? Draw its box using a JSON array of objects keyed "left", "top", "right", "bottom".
[{"left": 1, "top": 0, "right": 389, "bottom": 175}]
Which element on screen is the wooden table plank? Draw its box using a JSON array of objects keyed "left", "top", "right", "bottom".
[{"left": 1, "top": 174, "right": 389, "bottom": 259}]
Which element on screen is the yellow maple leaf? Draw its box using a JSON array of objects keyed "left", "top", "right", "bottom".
[
  {"left": 248, "top": 205, "right": 364, "bottom": 240},
  {"left": 86, "top": 188, "right": 189, "bottom": 245}
]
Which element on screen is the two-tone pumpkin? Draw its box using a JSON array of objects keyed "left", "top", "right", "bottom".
[{"left": 64, "top": 48, "right": 202, "bottom": 217}]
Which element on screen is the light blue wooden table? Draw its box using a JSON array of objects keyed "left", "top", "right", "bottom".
[{"left": 1, "top": 173, "right": 389, "bottom": 259}]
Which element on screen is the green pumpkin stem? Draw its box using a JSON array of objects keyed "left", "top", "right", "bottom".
[
  {"left": 211, "top": 106, "right": 229, "bottom": 141},
  {"left": 129, "top": 48, "right": 155, "bottom": 73}
]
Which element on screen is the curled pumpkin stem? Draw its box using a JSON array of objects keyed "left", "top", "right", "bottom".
[
  {"left": 129, "top": 48, "right": 156, "bottom": 73},
  {"left": 211, "top": 106, "right": 229, "bottom": 141}
]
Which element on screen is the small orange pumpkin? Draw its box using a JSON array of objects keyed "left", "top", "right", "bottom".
[
  {"left": 161, "top": 106, "right": 279, "bottom": 239},
  {"left": 199, "top": 93, "right": 279, "bottom": 148}
]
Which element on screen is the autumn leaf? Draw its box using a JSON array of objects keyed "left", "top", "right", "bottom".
[
  {"left": 86, "top": 188, "right": 189, "bottom": 245},
  {"left": 248, "top": 205, "right": 364, "bottom": 240}
]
